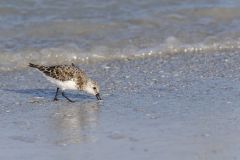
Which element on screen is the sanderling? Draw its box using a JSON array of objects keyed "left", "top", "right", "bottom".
[{"left": 29, "top": 63, "right": 101, "bottom": 102}]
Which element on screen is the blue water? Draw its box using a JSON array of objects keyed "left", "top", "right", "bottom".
[{"left": 0, "top": 0, "right": 240, "bottom": 71}]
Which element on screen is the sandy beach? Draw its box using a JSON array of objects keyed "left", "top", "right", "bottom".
[
  {"left": 0, "top": 0, "right": 240, "bottom": 159},
  {"left": 1, "top": 51, "right": 240, "bottom": 160}
]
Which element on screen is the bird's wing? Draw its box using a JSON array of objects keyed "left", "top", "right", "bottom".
[{"left": 43, "top": 65, "right": 87, "bottom": 81}]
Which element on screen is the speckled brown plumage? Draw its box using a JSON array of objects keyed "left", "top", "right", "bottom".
[
  {"left": 29, "top": 63, "right": 101, "bottom": 101},
  {"left": 29, "top": 63, "right": 88, "bottom": 89}
]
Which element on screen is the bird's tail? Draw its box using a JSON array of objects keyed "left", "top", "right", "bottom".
[{"left": 29, "top": 63, "right": 41, "bottom": 69}]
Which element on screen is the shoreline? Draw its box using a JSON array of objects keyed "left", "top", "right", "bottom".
[{"left": 1, "top": 51, "right": 240, "bottom": 159}]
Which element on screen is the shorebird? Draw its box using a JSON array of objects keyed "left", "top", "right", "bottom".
[{"left": 29, "top": 63, "right": 101, "bottom": 102}]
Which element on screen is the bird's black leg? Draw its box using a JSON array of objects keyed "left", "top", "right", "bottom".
[
  {"left": 53, "top": 88, "right": 59, "bottom": 101},
  {"left": 62, "top": 91, "right": 74, "bottom": 102}
]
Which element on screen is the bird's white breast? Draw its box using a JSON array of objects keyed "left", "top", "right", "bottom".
[{"left": 45, "top": 76, "right": 77, "bottom": 90}]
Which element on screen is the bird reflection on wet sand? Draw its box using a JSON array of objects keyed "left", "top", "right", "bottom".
[{"left": 51, "top": 101, "right": 101, "bottom": 145}]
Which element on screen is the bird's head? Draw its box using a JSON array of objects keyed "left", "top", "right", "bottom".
[{"left": 84, "top": 79, "right": 101, "bottom": 100}]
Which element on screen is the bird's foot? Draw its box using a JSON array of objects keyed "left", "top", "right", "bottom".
[{"left": 67, "top": 99, "right": 75, "bottom": 103}]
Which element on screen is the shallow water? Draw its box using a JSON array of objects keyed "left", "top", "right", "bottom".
[
  {"left": 0, "top": 0, "right": 240, "bottom": 70},
  {"left": 1, "top": 51, "right": 240, "bottom": 159},
  {"left": 1, "top": 1, "right": 240, "bottom": 159}
]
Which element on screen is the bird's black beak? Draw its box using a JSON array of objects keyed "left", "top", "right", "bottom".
[{"left": 96, "top": 93, "right": 102, "bottom": 100}]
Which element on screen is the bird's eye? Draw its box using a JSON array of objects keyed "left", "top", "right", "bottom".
[{"left": 93, "top": 87, "right": 96, "bottom": 90}]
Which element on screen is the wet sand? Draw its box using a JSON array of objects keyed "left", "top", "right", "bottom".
[{"left": 1, "top": 51, "right": 240, "bottom": 160}]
